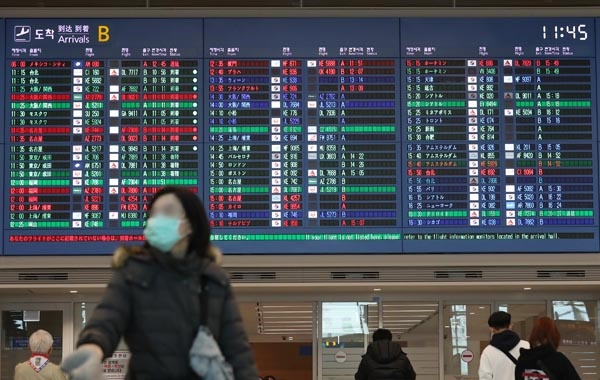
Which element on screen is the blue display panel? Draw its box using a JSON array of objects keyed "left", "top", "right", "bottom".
[
  {"left": 401, "top": 18, "right": 598, "bottom": 252},
  {"left": 2, "top": 17, "right": 599, "bottom": 255},
  {"left": 204, "top": 18, "right": 402, "bottom": 253},
  {"left": 5, "top": 19, "right": 203, "bottom": 254}
]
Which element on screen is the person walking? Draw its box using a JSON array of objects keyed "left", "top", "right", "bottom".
[
  {"left": 355, "top": 328, "right": 416, "bottom": 380},
  {"left": 14, "top": 329, "right": 66, "bottom": 380},
  {"left": 479, "top": 311, "right": 529, "bottom": 380},
  {"left": 515, "top": 316, "right": 580, "bottom": 380},
  {"left": 61, "top": 186, "right": 258, "bottom": 380}
]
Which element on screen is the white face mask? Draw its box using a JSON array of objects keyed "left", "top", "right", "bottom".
[{"left": 143, "top": 215, "right": 182, "bottom": 252}]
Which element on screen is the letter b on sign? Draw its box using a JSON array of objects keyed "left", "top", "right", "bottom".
[{"left": 98, "top": 26, "right": 110, "bottom": 42}]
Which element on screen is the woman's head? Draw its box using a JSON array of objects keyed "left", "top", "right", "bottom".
[
  {"left": 146, "top": 186, "right": 210, "bottom": 257},
  {"left": 529, "top": 316, "right": 561, "bottom": 349},
  {"left": 29, "top": 329, "right": 53, "bottom": 355}
]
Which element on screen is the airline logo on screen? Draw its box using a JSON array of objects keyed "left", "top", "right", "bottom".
[{"left": 13, "top": 24, "right": 110, "bottom": 44}]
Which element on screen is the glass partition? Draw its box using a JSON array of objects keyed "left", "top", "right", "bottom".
[
  {"left": 443, "top": 304, "right": 490, "bottom": 380},
  {"left": 321, "top": 301, "right": 378, "bottom": 380},
  {"left": 552, "top": 300, "right": 599, "bottom": 379},
  {"left": 383, "top": 302, "right": 439, "bottom": 380}
]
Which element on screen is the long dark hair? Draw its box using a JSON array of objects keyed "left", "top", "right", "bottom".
[{"left": 147, "top": 186, "right": 211, "bottom": 257}]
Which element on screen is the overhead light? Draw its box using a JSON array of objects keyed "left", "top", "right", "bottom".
[
  {"left": 373, "top": 288, "right": 381, "bottom": 292},
  {"left": 69, "top": 290, "right": 78, "bottom": 294},
  {"left": 479, "top": 306, "right": 486, "bottom": 309},
  {"left": 523, "top": 287, "right": 532, "bottom": 290},
  {"left": 469, "top": 312, "right": 475, "bottom": 315}
]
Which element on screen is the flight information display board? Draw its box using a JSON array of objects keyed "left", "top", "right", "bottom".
[
  {"left": 5, "top": 19, "right": 204, "bottom": 254},
  {"left": 204, "top": 18, "right": 401, "bottom": 253},
  {"left": 2, "top": 17, "right": 599, "bottom": 255},
  {"left": 401, "top": 18, "right": 598, "bottom": 252}
]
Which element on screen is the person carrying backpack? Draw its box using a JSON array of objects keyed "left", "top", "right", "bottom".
[
  {"left": 515, "top": 316, "right": 580, "bottom": 380},
  {"left": 479, "top": 311, "right": 529, "bottom": 380}
]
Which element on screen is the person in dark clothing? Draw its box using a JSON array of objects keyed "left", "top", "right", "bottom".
[
  {"left": 515, "top": 316, "right": 580, "bottom": 380},
  {"left": 61, "top": 186, "right": 258, "bottom": 380},
  {"left": 355, "top": 328, "right": 416, "bottom": 380}
]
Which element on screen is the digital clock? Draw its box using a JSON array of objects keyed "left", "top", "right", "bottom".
[{"left": 542, "top": 25, "right": 588, "bottom": 40}]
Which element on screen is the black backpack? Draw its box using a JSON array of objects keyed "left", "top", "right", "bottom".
[{"left": 499, "top": 348, "right": 557, "bottom": 380}]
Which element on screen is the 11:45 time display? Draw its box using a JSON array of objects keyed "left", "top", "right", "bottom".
[{"left": 542, "top": 24, "right": 588, "bottom": 40}]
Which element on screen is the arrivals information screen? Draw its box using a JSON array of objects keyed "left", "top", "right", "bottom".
[{"left": 3, "top": 17, "right": 599, "bottom": 254}]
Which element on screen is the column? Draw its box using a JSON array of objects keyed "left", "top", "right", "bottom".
[
  {"left": 80, "top": 60, "right": 106, "bottom": 228},
  {"left": 8, "top": 60, "right": 73, "bottom": 229},
  {"left": 207, "top": 59, "right": 271, "bottom": 229},
  {"left": 405, "top": 59, "right": 469, "bottom": 227}
]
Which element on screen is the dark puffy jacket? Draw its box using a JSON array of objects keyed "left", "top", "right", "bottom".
[
  {"left": 78, "top": 246, "right": 258, "bottom": 380},
  {"left": 515, "top": 344, "right": 580, "bottom": 380},
  {"left": 355, "top": 340, "right": 416, "bottom": 380}
]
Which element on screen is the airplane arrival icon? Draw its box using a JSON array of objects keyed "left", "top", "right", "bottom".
[{"left": 14, "top": 25, "right": 31, "bottom": 42}]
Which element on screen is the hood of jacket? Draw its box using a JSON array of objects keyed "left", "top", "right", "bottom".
[
  {"left": 490, "top": 329, "right": 521, "bottom": 352},
  {"left": 111, "top": 245, "right": 228, "bottom": 286},
  {"left": 112, "top": 245, "right": 223, "bottom": 269},
  {"left": 367, "top": 340, "right": 405, "bottom": 364},
  {"left": 518, "top": 343, "right": 556, "bottom": 362}
]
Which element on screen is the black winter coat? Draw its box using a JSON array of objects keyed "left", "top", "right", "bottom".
[
  {"left": 78, "top": 247, "right": 258, "bottom": 380},
  {"left": 515, "top": 344, "right": 580, "bottom": 380},
  {"left": 355, "top": 340, "right": 416, "bottom": 380}
]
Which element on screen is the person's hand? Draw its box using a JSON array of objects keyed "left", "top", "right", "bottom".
[{"left": 61, "top": 344, "right": 104, "bottom": 380}]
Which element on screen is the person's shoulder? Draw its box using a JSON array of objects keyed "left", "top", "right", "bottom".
[
  {"left": 201, "top": 246, "right": 230, "bottom": 287},
  {"left": 479, "top": 344, "right": 497, "bottom": 360},
  {"left": 44, "top": 361, "right": 64, "bottom": 372},
  {"left": 389, "top": 340, "right": 407, "bottom": 354},
  {"left": 14, "top": 360, "right": 29, "bottom": 371},
  {"left": 518, "top": 344, "right": 531, "bottom": 356},
  {"left": 202, "top": 259, "right": 230, "bottom": 287},
  {"left": 481, "top": 343, "right": 498, "bottom": 354},
  {"left": 112, "top": 246, "right": 160, "bottom": 286},
  {"left": 518, "top": 339, "right": 530, "bottom": 349},
  {"left": 361, "top": 348, "right": 374, "bottom": 359},
  {"left": 42, "top": 362, "right": 67, "bottom": 380},
  {"left": 553, "top": 350, "right": 572, "bottom": 362},
  {"left": 112, "top": 245, "right": 152, "bottom": 269}
]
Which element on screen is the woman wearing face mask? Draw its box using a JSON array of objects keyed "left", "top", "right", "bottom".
[{"left": 61, "top": 186, "right": 258, "bottom": 380}]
